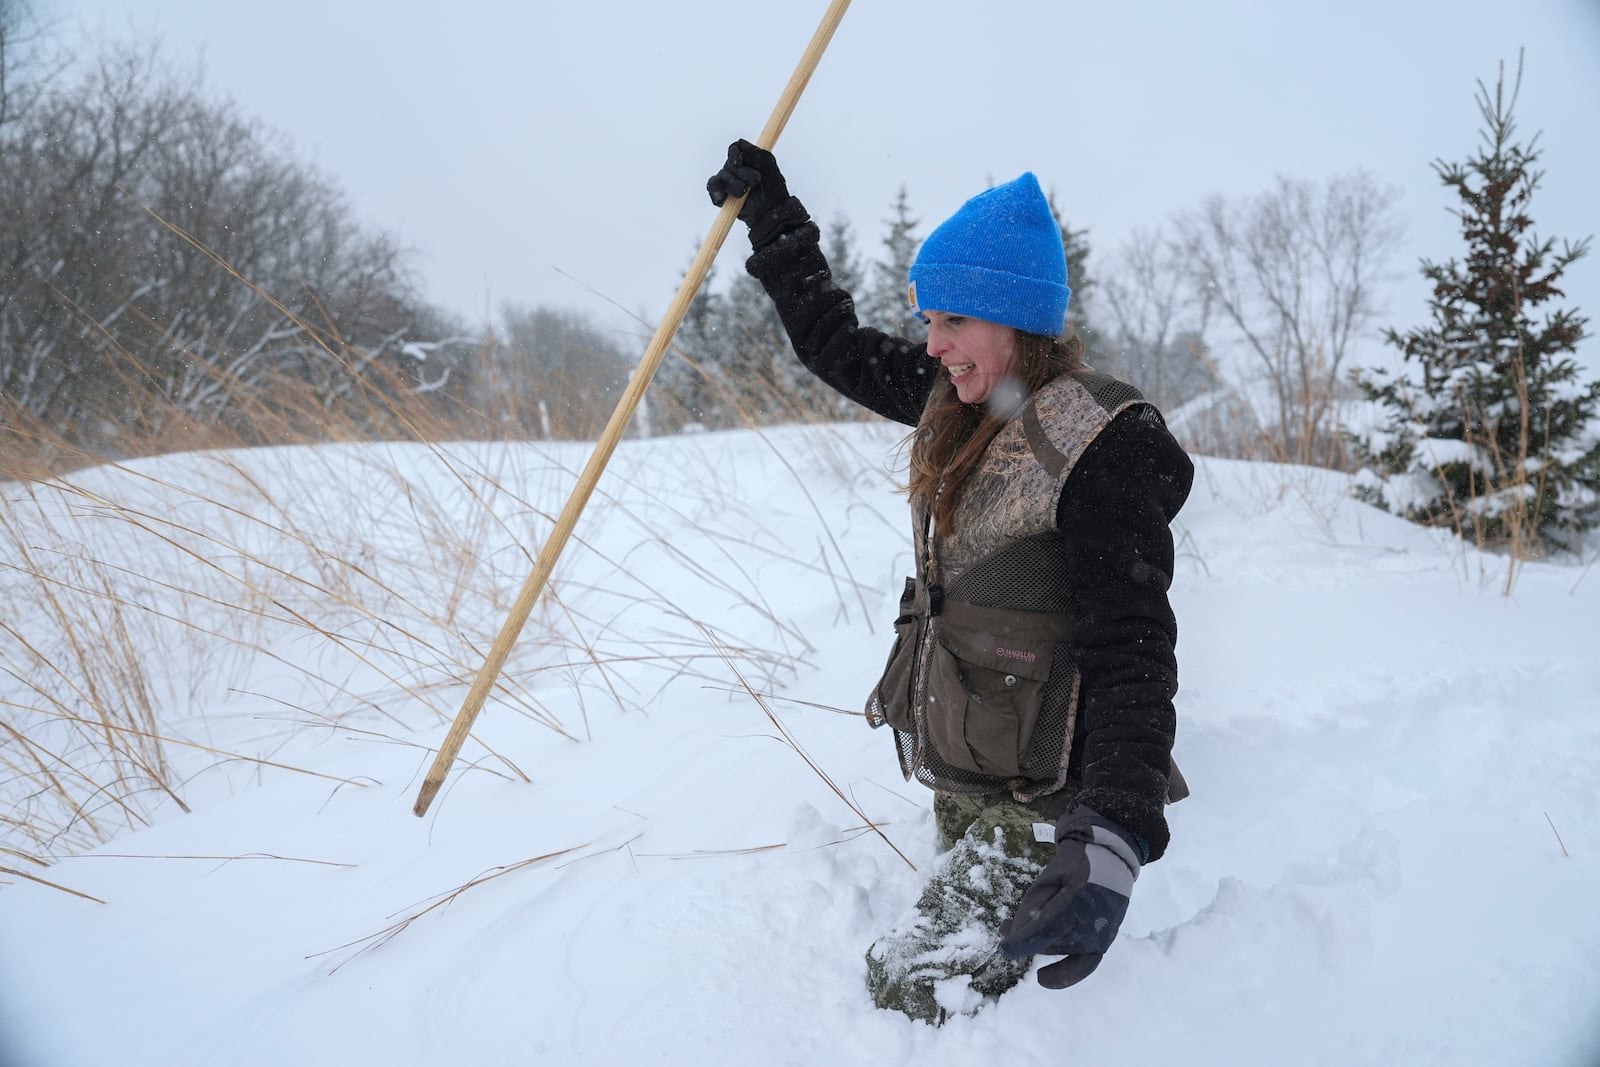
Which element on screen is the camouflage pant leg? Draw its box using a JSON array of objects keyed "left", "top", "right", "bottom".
[{"left": 865, "top": 789, "right": 1076, "bottom": 1024}]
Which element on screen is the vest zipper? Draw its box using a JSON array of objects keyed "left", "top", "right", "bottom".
[{"left": 906, "top": 480, "right": 946, "bottom": 781}]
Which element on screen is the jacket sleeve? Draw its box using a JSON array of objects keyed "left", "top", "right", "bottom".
[
  {"left": 1056, "top": 405, "right": 1194, "bottom": 862},
  {"left": 741, "top": 196, "right": 934, "bottom": 427}
]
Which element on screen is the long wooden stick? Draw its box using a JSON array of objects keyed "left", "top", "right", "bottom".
[{"left": 414, "top": 0, "right": 853, "bottom": 817}]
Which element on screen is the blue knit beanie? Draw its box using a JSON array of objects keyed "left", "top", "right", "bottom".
[{"left": 907, "top": 172, "right": 1071, "bottom": 338}]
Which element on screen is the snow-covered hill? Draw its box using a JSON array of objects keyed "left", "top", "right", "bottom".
[{"left": 2, "top": 423, "right": 1596, "bottom": 1065}]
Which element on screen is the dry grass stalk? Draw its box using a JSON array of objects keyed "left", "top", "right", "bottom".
[
  {"left": 699, "top": 686, "right": 860, "bottom": 717},
  {"left": 638, "top": 823, "right": 893, "bottom": 860},
  {"left": 1544, "top": 813, "right": 1570, "bottom": 858},
  {"left": 28, "top": 710, "right": 372, "bottom": 788},
  {"left": 695, "top": 621, "right": 916, "bottom": 872},
  {"left": 86, "top": 852, "right": 357, "bottom": 868},
  {"left": 307, "top": 835, "right": 638, "bottom": 974},
  {"left": 0, "top": 864, "right": 107, "bottom": 904}
]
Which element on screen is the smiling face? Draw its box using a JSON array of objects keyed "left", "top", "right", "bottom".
[{"left": 923, "top": 311, "right": 1019, "bottom": 406}]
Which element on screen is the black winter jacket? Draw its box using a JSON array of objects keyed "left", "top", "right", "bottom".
[{"left": 740, "top": 197, "right": 1194, "bottom": 861}]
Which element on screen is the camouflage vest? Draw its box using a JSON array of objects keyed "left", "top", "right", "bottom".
[{"left": 866, "top": 370, "right": 1151, "bottom": 800}]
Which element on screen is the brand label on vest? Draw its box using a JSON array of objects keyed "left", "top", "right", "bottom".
[{"left": 1033, "top": 822, "right": 1053, "bottom": 844}]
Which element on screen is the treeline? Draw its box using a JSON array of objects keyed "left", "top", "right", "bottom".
[
  {"left": 0, "top": 9, "right": 1264, "bottom": 465},
  {"left": 0, "top": 9, "right": 1224, "bottom": 467},
  {"left": 2, "top": 8, "right": 1592, "bottom": 554},
  {"left": 664, "top": 185, "right": 1225, "bottom": 437}
]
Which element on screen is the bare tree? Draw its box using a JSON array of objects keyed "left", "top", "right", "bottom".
[
  {"left": 0, "top": 40, "right": 459, "bottom": 458},
  {"left": 0, "top": 43, "right": 185, "bottom": 435},
  {"left": 0, "top": 0, "right": 44, "bottom": 131},
  {"left": 488, "top": 304, "right": 634, "bottom": 440},
  {"left": 1173, "top": 172, "right": 1403, "bottom": 468},
  {"left": 1097, "top": 225, "right": 1219, "bottom": 413}
]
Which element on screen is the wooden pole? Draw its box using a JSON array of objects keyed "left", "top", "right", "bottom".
[{"left": 414, "top": 0, "right": 853, "bottom": 817}]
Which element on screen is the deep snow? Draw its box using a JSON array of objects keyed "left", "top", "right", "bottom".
[{"left": 2, "top": 422, "right": 1597, "bottom": 1066}]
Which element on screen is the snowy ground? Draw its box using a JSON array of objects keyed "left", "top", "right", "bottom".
[{"left": 2, "top": 422, "right": 1597, "bottom": 1066}]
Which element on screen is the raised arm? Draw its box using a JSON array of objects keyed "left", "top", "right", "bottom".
[{"left": 709, "top": 140, "right": 933, "bottom": 426}]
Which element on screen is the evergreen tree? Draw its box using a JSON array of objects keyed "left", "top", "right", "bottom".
[
  {"left": 723, "top": 268, "right": 801, "bottom": 422},
  {"left": 815, "top": 212, "right": 870, "bottom": 418},
  {"left": 660, "top": 254, "right": 729, "bottom": 431},
  {"left": 664, "top": 212, "right": 873, "bottom": 431},
  {"left": 1047, "top": 189, "right": 1103, "bottom": 360},
  {"left": 1046, "top": 191, "right": 1092, "bottom": 326},
  {"left": 862, "top": 186, "right": 924, "bottom": 341},
  {"left": 1352, "top": 58, "right": 1597, "bottom": 553},
  {"left": 823, "top": 212, "right": 866, "bottom": 302}
]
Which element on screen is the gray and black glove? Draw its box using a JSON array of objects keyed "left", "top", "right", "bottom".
[
  {"left": 706, "top": 139, "right": 808, "bottom": 249},
  {"left": 997, "top": 805, "right": 1143, "bottom": 989}
]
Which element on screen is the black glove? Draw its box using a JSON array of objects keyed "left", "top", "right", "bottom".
[
  {"left": 997, "top": 806, "right": 1142, "bottom": 989},
  {"left": 707, "top": 139, "right": 787, "bottom": 218},
  {"left": 707, "top": 139, "right": 807, "bottom": 248}
]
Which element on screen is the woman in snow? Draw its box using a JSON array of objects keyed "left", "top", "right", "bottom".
[{"left": 707, "top": 141, "right": 1193, "bottom": 1024}]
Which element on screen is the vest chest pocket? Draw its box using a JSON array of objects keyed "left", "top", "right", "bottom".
[{"left": 925, "top": 622, "right": 1055, "bottom": 778}]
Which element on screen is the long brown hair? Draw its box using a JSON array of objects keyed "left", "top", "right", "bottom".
[{"left": 908, "top": 329, "right": 1086, "bottom": 536}]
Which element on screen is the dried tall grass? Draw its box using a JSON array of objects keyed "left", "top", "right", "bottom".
[{"left": 1, "top": 312, "right": 892, "bottom": 873}]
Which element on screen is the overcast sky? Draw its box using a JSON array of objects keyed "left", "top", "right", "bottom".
[{"left": 52, "top": 0, "right": 1600, "bottom": 369}]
